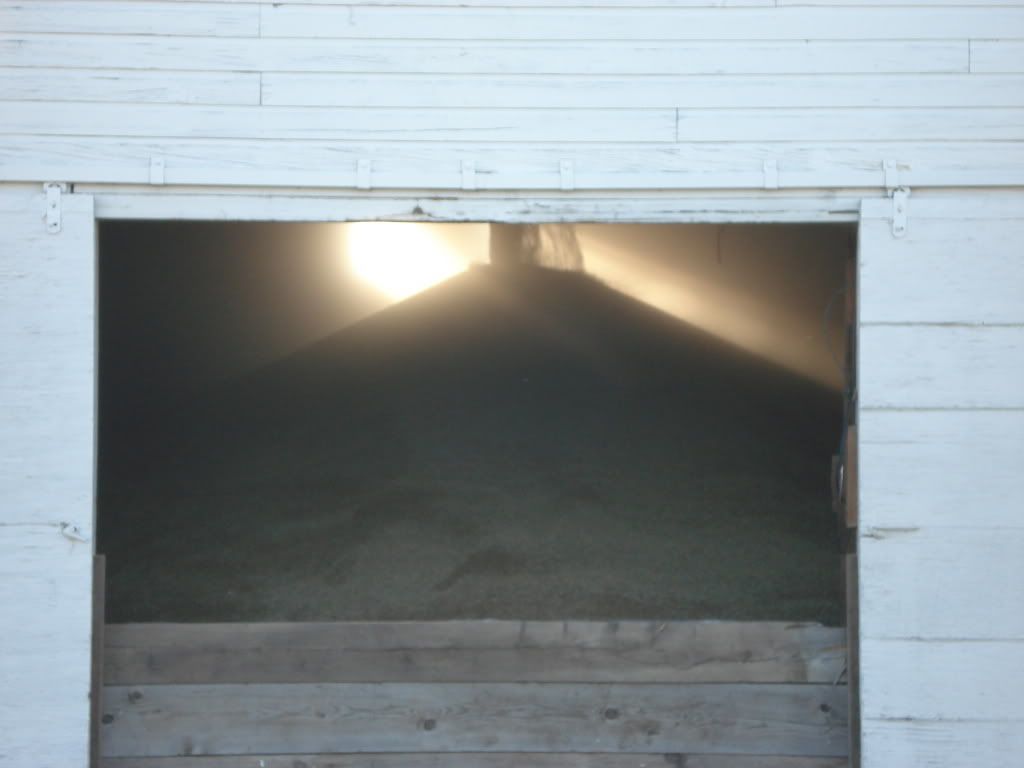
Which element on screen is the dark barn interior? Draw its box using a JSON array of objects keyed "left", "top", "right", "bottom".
[{"left": 96, "top": 221, "right": 853, "bottom": 626}]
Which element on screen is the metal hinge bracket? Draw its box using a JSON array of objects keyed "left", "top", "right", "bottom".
[
  {"left": 883, "top": 160, "right": 910, "bottom": 238},
  {"left": 43, "top": 182, "right": 68, "bottom": 234},
  {"left": 891, "top": 187, "right": 910, "bottom": 238}
]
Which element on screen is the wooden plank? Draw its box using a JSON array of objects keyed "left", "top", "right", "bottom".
[
  {"left": 860, "top": 194, "right": 1024, "bottom": 220},
  {"left": 4, "top": 136, "right": 1024, "bottom": 191},
  {"left": 104, "top": 621, "right": 846, "bottom": 685},
  {"left": 859, "top": 410, "right": 1024, "bottom": 529},
  {"left": 859, "top": 218, "right": 1024, "bottom": 324},
  {"left": 0, "top": 102, "right": 677, "bottom": 143},
  {"left": 845, "top": 554, "right": 859, "bottom": 768},
  {"left": 190, "top": 0, "right": 778, "bottom": 5},
  {"left": 0, "top": 191, "right": 96, "bottom": 526},
  {"left": 862, "top": 719, "right": 1024, "bottom": 768},
  {"left": 100, "top": 682, "right": 849, "bottom": 758},
  {"left": 259, "top": 5, "right": 1024, "bottom": 40},
  {"left": 859, "top": 527, "right": 1024, "bottom": 640},
  {"left": 844, "top": 425, "right": 857, "bottom": 528},
  {"left": 0, "top": 525, "right": 95, "bottom": 766},
  {"left": 92, "top": 556, "right": 107, "bottom": 768},
  {"left": 263, "top": 73, "right": 1024, "bottom": 109},
  {"left": 90, "top": 192, "right": 864, "bottom": 224},
  {"left": 0, "top": 0, "right": 258, "bottom": 36},
  {"left": 0, "top": 68, "right": 261, "bottom": 106},
  {"left": 100, "top": 755, "right": 850, "bottom": 768},
  {"left": 0, "top": 189, "right": 95, "bottom": 766},
  {"left": 673, "top": 108, "right": 1024, "bottom": 142},
  {"left": 971, "top": 41, "right": 1024, "bottom": 73},
  {"left": 859, "top": 325, "right": 1024, "bottom": 410},
  {"left": 861, "top": 639, "right": 1024, "bottom": 721},
  {"left": 0, "top": 35, "right": 969, "bottom": 75}
]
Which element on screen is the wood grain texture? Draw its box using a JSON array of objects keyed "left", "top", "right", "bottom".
[
  {"left": 859, "top": 527, "right": 1024, "bottom": 640},
  {"left": 100, "top": 756, "right": 849, "bottom": 768},
  {"left": 4, "top": 136, "right": 1024, "bottom": 190},
  {"left": 0, "top": 0, "right": 258, "bottom": 37},
  {"left": 103, "top": 621, "right": 846, "bottom": 685},
  {"left": 861, "top": 639, "right": 1024, "bottom": 721},
  {"left": 100, "top": 682, "right": 849, "bottom": 758},
  {"left": 862, "top": 720, "right": 1024, "bottom": 768},
  {"left": 0, "top": 525, "right": 94, "bottom": 767},
  {"left": 0, "top": 190, "right": 96, "bottom": 767},
  {"left": 259, "top": 5, "right": 1024, "bottom": 40},
  {"left": 859, "top": 325, "right": 1024, "bottom": 410},
  {"left": 0, "top": 191, "right": 96, "bottom": 528},
  {"left": 0, "top": 35, "right": 969, "bottom": 75},
  {"left": 859, "top": 218, "right": 1024, "bottom": 324},
  {"left": 859, "top": 410, "right": 1024, "bottom": 529},
  {"left": 0, "top": 68, "right": 261, "bottom": 105},
  {"left": 262, "top": 73, "right": 1024, "bottom": 109},
  {"left": 89, "top": 192, "right": 865, "bottom": 224},
  {"left": 0, "top": 102, "right": 677, "bottom": 143}
]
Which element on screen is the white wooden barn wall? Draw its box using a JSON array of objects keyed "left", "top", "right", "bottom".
[
  {"left": 1, "top": 2, "right": 1023, "bottom": 767},
  {"left": 0, "top": 0, "right": 1023, "bottom": 189},
  {"left": 858, "top": 196, "right": 1024, "bottom": 768}
]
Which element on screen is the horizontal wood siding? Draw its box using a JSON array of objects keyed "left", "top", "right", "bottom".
[
  {"left": 101, "top": 682, "right": 848, "bottom": 758},
  {"left": 100, "top": 757, "right": 849, "bottom": 768},
  {"left": 0, "top": 189, "right": 96, "bottom": 766},
  {"left": 857, "top": 196, "right": 1024, "bottom": 768},
  {"left": 101, "top": 621, "right": 848, "bottom": 761},
  {"left": 103, "top": 621, "right": 846, "bottom": 684},
  {"left": 0, "top": 2, "right": 1021, "bottom": 190}
]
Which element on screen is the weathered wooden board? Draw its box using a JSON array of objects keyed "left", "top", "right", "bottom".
[
  {"left": 860, "top": 194, "right": 1024, "bottom": 220},
  {"left": 263, "top": 73, "right": 1024, "bottom": 109},
  {"left": 7, "top": 102, "right": 1020, "bottom": 144},
  {"left": 971, "top": 41, "right": 1024, "bottom": 73},
  {"left": 100, "top": 682, "right": 849, "bottom": 758},
  {"left": 0, "top": 68, "right": 261, "bottom": 105},
  {"left": 5, "top": 136, "right": 1024, "bottom": 191},
  {"left": 859, "top": 410, "right": 1024, "bottom": 529},
  {"left": 859, "top": 527, "right": 1024, "bottom": 640},
  {"left": 0, "top": 0, "right": 258, "bottom": 36},
  {"left": 861, "top": 720, "right": 1024, "bottom": 768},
  {"left": 0, "top": 35, "right": 968, "bottom": 75},
  {"left": 0, "top": 190, "right": 96, "bottom": 767},
  {"left": 89, "top": 192, "right": 865, "bottom": 224},
  {"left": 859, "top": 325, "right": 1024, "bottom": 410},
  {"left": 104, "top": 621, "right": 846, "bottom": 685},
  {"left": 0, "top": 102, "right": 677, "bottom": 143},
  {"left": 259, "top": 5, "right": 1024, "bottom": 40},
  {"left": 0, "top": 191, "right": 96, "bottom": 527},
  {"left": 100, "top": 755, "right": 850, "bottom": 768},
  {"left": 0, "top": 526, "right": 95, "bottom": 766},
  {"left": 861, "top": 639, "right": 1024, "bottom": 721},
  {"left": 859, "top": 219, "right": 1024, "bottom": 324}
]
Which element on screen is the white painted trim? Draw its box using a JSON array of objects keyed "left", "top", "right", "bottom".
[{"left": 90, "top": 190, "right": 865, "bottom": 223}]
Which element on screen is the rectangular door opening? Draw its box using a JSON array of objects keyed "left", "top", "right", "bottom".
[{"left": 96, "top": 219, "right": 857, "bottom": 763}]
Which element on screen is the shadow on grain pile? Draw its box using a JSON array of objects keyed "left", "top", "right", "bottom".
[{"left": 99, "top": 264, "right": 843, "bottom": 624}]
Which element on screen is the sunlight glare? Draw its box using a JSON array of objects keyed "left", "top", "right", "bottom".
[{"left": 345, "top": 222, "right": 467, "bottom": 301}]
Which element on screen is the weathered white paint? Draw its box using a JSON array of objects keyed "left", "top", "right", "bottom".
[
  {"left": 4, "top": 139, "right": 1024, "bottom": 191},
  {"left": 0, "top": 189, "right": 96, "bottom": 767},
  {"left": 859, "top": 325, "right": 1024, "bottom": 409},
  {"left": 0, "top": 68, "right": 262, "bottom": 105},
  {"left": 1, "top": 1, "right": 1023, "bottom": 765},
  {"left": 1, "top": 35, "right": 967, "bottom": 75},
  {"left": 857, "top": 196, "right": 1024, "bottom": 768},
  {"left": 860, "top": 527, "right": 1024, "bottom": 639},
  {"left": 859, "top": 410, "right": 1024, "bottom": 529}
]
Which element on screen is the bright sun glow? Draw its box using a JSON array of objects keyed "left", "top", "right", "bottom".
[{"left": 345, "top": 222, "right": 467, "bottom": 301}]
